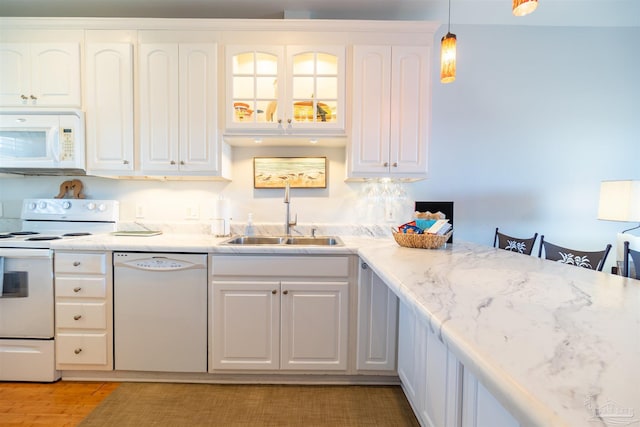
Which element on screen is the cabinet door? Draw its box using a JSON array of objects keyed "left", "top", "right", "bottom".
[
  {"left": 357, "top": 263, "right": 398, "bottom": 371},
  {"left": 420, "top": 325, "right": 463, "bottom": 427},
  {"left": 85, "top": 43, "right": 134, "bottom": 172},
  {"left": 225, "top": 45, "right": 284, "bottom": 130},
  {"left": 0, "top": 44, "right": 30, "bottom": 105},
  {"left": 211, "top": 280, "right": 280, "bottom": 371},
  {"left": 280, "top": 281, "right": 349, "bottom": 371},
  {"left": 350, "top": 45, "right": 392, "bottom": 175},
  {"left": 139, "top": 43, "right": 180, "bottom": 172},
  {"left": 30, "top": 43, "right": 81, "bottom": 107},
  {"left": 389, "top": 46, "right": 429, "bottom": 174},
  {"left": 285, "top": 45, "right": 345, "bottom": 131},
  {"left": 178, "top": 43, "right": 218, "bottom": 172},
  {"left": 397, "top": 299, "right": 426, "bottom": 405},
  {"left": 462, "top": 370, "right": 521, "bottom": 427}
]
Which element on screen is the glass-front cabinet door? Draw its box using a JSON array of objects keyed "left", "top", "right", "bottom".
[{"left": 225, "top": 45, "right": 344, "bottom": 133}]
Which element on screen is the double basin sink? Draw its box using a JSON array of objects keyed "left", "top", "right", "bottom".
[{"left": 222, "top": 235, "right": 343, "bottom": 246}]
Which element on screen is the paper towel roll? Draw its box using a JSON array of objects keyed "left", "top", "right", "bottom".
[{"left": 212, "top": 198, "right": 231, "bottom": 236}]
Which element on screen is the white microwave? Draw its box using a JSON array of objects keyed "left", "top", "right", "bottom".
[{"left": 0, "top": 111, "right": 85, "bottom": 175}]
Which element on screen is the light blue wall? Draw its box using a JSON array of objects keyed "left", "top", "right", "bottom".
[{"left": 415, "top": 24, "right": 640, "bottom": 252}]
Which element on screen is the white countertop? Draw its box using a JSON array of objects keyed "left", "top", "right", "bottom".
[
  {"left": 358, "top": 240, "right": 640, "bottom": 427},
  {"left": 50, "top": 233, "right": 640, "bottom": 426}
]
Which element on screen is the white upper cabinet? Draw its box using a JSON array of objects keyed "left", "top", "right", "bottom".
[
  {"left": 0, "top": 43, "right": 81, "bottom": 107},
  {"left": 85, "top": 42, "right": 135, "bottom": 173},
  {"left": 139, "top": 42, "right": 220, "bottom": 175},
  {"left": 349, "top": 45, "right": 431, "bottom": 179},
  {"left": 225, "top": 45, "right": 345, "bottom": 134}
]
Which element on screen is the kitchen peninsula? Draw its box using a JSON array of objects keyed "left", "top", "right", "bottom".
[{"left": 50, "top": 233, "right": 639, "bottom": 427}]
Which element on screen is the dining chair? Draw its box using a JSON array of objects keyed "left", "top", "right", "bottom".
[
  {"left": 623, "top": 241, "right": 640, "bottom": 279},
  {"left": 493, "top": 228, "right": 538, "bottom": 255},
  {"left": 538, "top": 235, "right": 611, "bottom": 271}
]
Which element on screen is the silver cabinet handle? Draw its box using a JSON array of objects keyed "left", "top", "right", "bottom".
[
  {"left": 30, "top": 95, "right": 37, "bottom": 100},
  {"left": 74, "top": 348, "right": 82, "bottom": 354},
  {"left": 383, "top": 162, "right": 389, "bottom": 167},
  {"left": 21, "top": 94, "right": 28, "bottom": 100},
  {"left": 180, "top": 160, "right": 185, "bottom": 165},
  {"left": 392, "top": 162, "right": 398, "bottom": 167},
  {"left": 123, "top": 159, "right": 129, "bottom": 165},
  {"left": 73, "top": 314, "right": 82, "bottom": 320},
  {"left": 73, "top": 261, "right": 81, "bottom": 267},
  {"left": 170, "top": 160, "right": 176, "bottom": 165},
  {"left": 73, "top": 287, "right": 82, "bottom": 293}
]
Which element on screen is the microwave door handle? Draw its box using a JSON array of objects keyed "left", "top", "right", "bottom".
[{"left": 51, "top": 127, "right": 61, "bottom": 163}]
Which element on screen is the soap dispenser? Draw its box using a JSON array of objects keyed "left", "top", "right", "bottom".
[{"left": 245, "top": 213, "right": 255, "bottom": 236}]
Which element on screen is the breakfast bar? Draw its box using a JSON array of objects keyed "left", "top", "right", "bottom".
[{"left": 358, "top": 239, "right": 640, "bottom": 427}]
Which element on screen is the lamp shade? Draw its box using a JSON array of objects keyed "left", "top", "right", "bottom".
[
  {"left": 513, "top": 0, "right": 538, "bottom": 16},
  {"left": 440, "top": 33, "right": 457, "bottom": 84},
  {"left": 597, "top": 180, "right": 640, "bottom": 222}
]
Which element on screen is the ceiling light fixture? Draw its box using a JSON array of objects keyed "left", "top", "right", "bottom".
[
  {"left": 440, "top": 0, "right": 457, "bottom": 84},
  {"left": 512, "top": 0, "right": 538, "bottom": 17}
]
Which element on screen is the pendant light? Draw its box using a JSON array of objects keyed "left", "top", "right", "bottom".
[
  {"left": 440, "top": 0, "right": 457, "bottom": 84},
  {"left": 512, "top": 0, "right": 538, "bottom": 16}
]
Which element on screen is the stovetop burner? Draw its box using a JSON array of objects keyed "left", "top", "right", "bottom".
[
  {"left": 26, "top": 236, "right": 62, "bottom": 241},
  {"left": 10, "top": 231, "right": 40, "bottom": 236},
  {"left": 62, "top": 232, "right": 92, "bottom": 237},
  {"left": 0, "top": 234, "right": 14, "bottom": 239}
]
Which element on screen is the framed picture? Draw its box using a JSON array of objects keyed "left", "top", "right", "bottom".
[{"left": 253, "top": 157, "right": 327, "bottom": 189}]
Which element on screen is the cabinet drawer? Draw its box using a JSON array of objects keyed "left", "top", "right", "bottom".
[
  {"left": 56, "top": 333, "right": 108, "bottom": 365},
  {"left": 56, "top": 302, "right": 107, "bottom": 329},
  {"left": 55, "top": 253, "right": 106, "bottom": 274},
  {"left": 211, "top": 256, "right": 350, "bottom": 278},
  {"left": 56, "top": 277, "right": 106, "bottom": 298}
]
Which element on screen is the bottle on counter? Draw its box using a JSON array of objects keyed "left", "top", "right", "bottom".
[{"left": 245, "top": 213, "right": 255, "bottom": 236}]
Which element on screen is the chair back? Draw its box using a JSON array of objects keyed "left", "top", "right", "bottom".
[
  {"left": 538, "top": 235, "right": 612, "bottom": 271},
  {"left": 623, "top": 241, "right": 640, "bottom": 279},
  {"left": 493, "top": 228, "right": 538, "bottom": 255}
]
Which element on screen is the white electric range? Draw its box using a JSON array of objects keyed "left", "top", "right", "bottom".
[{"left": 0, "top": 198, "right": 118, "bottom": 382}]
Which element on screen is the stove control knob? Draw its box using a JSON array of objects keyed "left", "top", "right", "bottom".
[
  {"left": 63, "top": 201, "right": 72, "bottom": 209},
  {"left": 38, "top": 201, "right": 47, "bottom": 209},
  {"left": 28, "top": 202, "right": 37, "bottom": 210},
  {"left": 86, "top": 202, "right": 96, "bottom": 211},
  {"left": 97, "top": 203, "right": 107, "bottom": 212}
]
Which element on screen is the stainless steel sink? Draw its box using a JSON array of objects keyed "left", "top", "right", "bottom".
[
  {"left": 223, "top": 236, "right": 287, "bottom": 245},
  {"left": 285, "top": 236, "right": 343, "bottom": 246},
  {"left": 221, "top": 235, "right": 343, "bottom": 246}
]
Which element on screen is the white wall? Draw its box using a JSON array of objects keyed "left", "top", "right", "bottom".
[{"left": 1, "top": 24, "right": 638, "bottom": 268}]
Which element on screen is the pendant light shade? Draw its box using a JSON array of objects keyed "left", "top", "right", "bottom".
[
  {"left": 440, "top": 33, "right": 457, "bottom": 84},
  {"left": 512, "top": 0, "right": 538, "bottom": 16}
]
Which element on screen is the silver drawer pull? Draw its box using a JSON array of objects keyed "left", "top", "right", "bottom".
[
  {"left": 73, "top": 314, "right": 82, "bottom": 320},
  {"left": 74, "top": 348, "right": 82, "bottom": 354},
  {"left": 73, "top": 287, "right": 82, "bottom": 293},
  {"left": 73, "top": 261, "right": 81, "bottom": 267}
]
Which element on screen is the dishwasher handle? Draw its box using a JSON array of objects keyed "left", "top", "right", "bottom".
[{"left": 117, "top": 256, "right": 206, "bottom": 272}]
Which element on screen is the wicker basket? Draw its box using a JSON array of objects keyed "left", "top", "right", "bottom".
[{"left": 392, "top": 230, "right": 453, "bottom": 249}]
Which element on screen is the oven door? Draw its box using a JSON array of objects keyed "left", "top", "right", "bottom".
[{"left": 0, "top": 248, "right": 54, "bottom": 338}]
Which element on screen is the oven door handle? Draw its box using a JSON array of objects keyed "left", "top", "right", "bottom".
[{"left": 0, "top": 249, "right": 52, "bottom": 259}]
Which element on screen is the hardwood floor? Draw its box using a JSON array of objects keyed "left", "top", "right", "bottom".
[{"left": 0, "top": 381, "right": 119, "bottom": 426}]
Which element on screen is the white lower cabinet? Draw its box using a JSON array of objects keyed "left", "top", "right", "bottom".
[
  {"left": 210, "top": 255, "right": 351, "bottom": 372},
  {"left": 356, "top": 262, "right": 398, "bottom": 372},
  {"left": 398, "top": 299, "right": 462, "bottom": 427},
  {"left": 462, "top": 370, "right": 521, "bottom": 427},
  {"left": 54, "top": 251, "right": 113, "bottom": 370}
]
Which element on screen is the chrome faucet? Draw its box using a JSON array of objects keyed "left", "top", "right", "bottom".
[{"left": 284, "top": 181, "right": 297, "bottom": 235}]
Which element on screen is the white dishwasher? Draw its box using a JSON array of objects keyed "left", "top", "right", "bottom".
[{"left": 113, "top": 252, "right": 207, "bottom": 373}]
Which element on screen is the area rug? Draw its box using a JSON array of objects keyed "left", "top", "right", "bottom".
[{"left": 79, "top": 382, "right": 419, "bottom": 426}]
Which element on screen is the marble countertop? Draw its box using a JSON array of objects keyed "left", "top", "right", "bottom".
[
  {"left": 49, "top": 232, "right": 640, "bottom": 426},
  {"left": 358, "top": 240, "right": 640, "bottom": 427}
]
